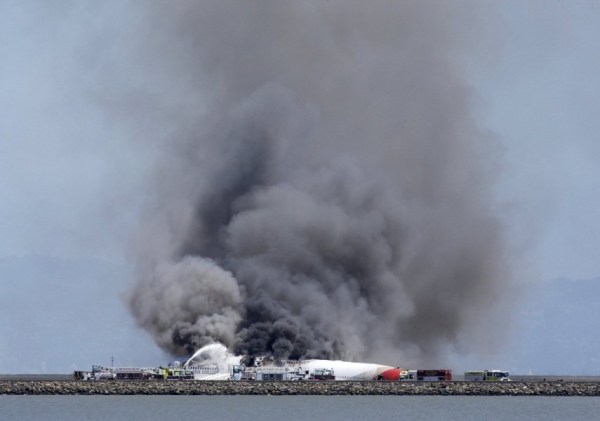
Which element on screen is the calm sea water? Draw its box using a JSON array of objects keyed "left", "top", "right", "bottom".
[{"left": 2, "top": 395, "right": 600, "bottom": 421}]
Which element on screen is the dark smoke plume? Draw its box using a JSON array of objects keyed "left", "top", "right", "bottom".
[{"left": 127, "top": 1, "right": 513, "bottom": 363}]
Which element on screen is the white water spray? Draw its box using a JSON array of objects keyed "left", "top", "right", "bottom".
[{"left": 183, "top": 343, "right": 241, "bottom": 368}]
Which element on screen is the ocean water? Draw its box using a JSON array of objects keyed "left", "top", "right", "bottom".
[{"left": 2, "top": 395, "right": 600, "bottom": 421}]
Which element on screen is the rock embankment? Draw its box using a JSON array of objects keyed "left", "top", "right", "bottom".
[{"left": 2, "top": 381, "right": 600, "bottom": 396}]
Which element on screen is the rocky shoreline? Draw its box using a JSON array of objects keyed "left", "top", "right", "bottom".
[{"left": 2, "top": 381, "right": 600, "bottom": 396}]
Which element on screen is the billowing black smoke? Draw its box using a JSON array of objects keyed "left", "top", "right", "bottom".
[{"left": 127, "top": 1, "right": 514, "bottom": 363}]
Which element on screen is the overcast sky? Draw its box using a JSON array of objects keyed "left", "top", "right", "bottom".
[
  {"left": 478, "top": 0, "right": 600, "bottom": 281},
  {"left": 1, "top": 1, "right": 599, "bottom": 372},
  {"left": 2, "top": 1, "right": 599, "bottom": 280}
]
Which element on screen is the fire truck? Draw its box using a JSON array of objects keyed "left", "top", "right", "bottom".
[
  {"left": 400, "top": 369, "right": 452, "bottom": 381},
  {"left": 464, "top": 370, "right": 510, "bottom": 381}
]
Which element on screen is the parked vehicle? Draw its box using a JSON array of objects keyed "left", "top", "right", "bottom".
[{"left": 464, "top": 370, "right": 510, "bottom": 381}]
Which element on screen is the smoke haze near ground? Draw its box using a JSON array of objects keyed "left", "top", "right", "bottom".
[{"left": 126, "top": 1, "right": 515, "bottom": 364}]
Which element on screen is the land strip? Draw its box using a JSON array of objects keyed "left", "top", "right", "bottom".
[{"left": 2, "top": 380, "right": 600, "bottom": 396}]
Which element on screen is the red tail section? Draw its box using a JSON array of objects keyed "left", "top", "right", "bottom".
[{"left": 377, "top": 367, "right": 402, "bottom": 381}]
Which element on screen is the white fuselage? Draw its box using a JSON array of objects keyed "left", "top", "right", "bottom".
[{"left": 297, "top": 360, "right": 394, "bottom": 381}]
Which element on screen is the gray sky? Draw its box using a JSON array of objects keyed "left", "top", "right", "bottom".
[
  {"left": 1, "top": 1, "right": 599, "bottom": 372},
  {"left": 0, "top": 2, "right": 149, "bottom": 263},
  {"left": 2, "top": 1, "right": 598, "bottom": 279},
  {"left": 476, "top": 0, "right": 600, "bottom": 281}
]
